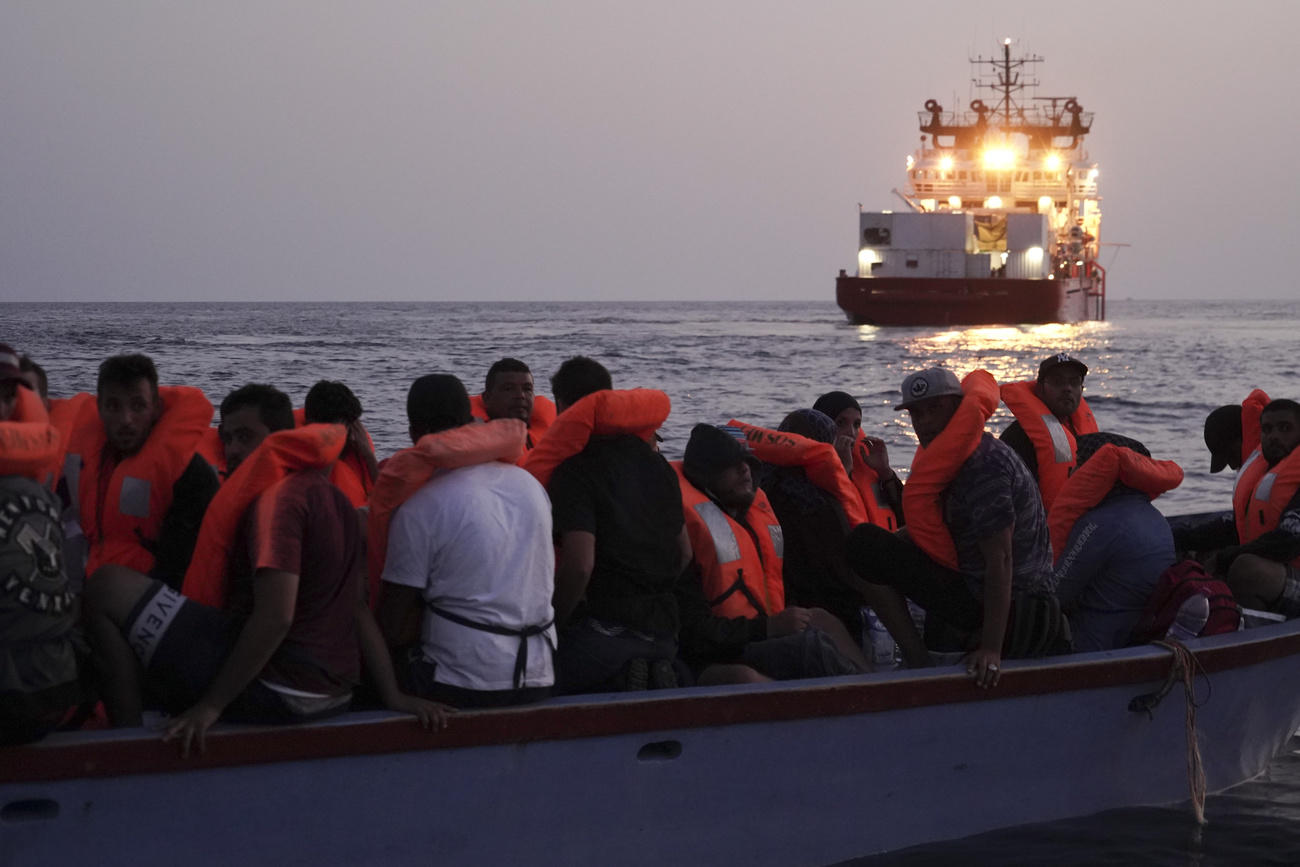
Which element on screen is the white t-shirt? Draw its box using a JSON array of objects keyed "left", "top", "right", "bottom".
[{"left": 380, "top": 462, "right": 556, "bottom": 691}]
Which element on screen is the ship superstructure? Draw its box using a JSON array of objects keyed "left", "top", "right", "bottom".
[{"left": 836, "top": 41, "right": 1106, "bottom": 326}]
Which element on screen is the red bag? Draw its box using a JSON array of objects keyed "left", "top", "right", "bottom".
[{"left": 1130, "top": 560, "right": 1240, "bottom": 645}]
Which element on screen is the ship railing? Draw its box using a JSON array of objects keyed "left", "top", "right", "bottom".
[{"left": 916, "top": 109, "right": 1094, "bottom": 131}]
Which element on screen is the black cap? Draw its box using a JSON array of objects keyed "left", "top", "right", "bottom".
[
  {"left": 0, "top": 344, "right": 22, "bottom": 383},
  {"left": 1204, "top": 405, "right": 1242, "bottom": 474},
  {"left": 683, "top": 424, "right": 759, "bottom": 478},
  {"left": 1037, "top": 353, "right": 1089, "bottom": 381}
]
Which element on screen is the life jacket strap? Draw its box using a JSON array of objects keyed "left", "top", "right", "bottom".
[
  {"left": 705, "top": 569, "right": 765, "bottom": 617},
  {"left": 426, "top": 604, "right": 555, "bottom": 689}
]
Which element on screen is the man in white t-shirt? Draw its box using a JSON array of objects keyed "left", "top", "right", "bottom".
[{"left": 376, "top": 374, "right": 556, "bottom": 708}]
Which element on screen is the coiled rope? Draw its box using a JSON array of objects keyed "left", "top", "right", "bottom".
[{"left": 1127, "top": 638, "right": 1208, "bottom": 824}]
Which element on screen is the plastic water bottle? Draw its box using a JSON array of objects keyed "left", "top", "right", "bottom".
[{"left": 861, "top": 606, "right": 898, "bottom": 671}]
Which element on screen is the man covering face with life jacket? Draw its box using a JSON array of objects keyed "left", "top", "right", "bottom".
[
  {"left": 303, "top": 379, "right": 378, "bottom": 508},
  {"left": 812, "top": 390, "right": 905, "bottom": 530},
  {"left": 999, "top": 353, "right": 1099, "bottom": 510},
  {"left": 1212, "top": 399, "right": 1300, "bottom": 616},
  {"left": 65, "top": 353, "right": 219, "bottom": 590},
  {"left": 469, "top": 358, "right": 557, "bottom": 453},
  {"left": 671, "top": 423, "right": 868, "bottom": 683},
  {"left": 846, "top": 368, "right": 1068, "bottom": 690}
]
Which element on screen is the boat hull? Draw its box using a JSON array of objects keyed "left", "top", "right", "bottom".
[
  {"left": 836, "top": 274, "right": 1104, "bottom": 326},
  {"left": 4, "top": 622, "right": 1300, "bottom": 866}
]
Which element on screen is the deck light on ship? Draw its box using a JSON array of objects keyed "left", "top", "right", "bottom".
[
  {"left": 1044, "top": 153, "right": 1061, "bottom": 171},
  {"left": 948, "top": 196, "right": 962, "bottom": 209},
  {"left": 1088, "top": 168, "right": 1099, "bottom": 181},
  {"left": 982, "top": 148, "right": 1016, "bottom": 170},
  {"left": 1037, "top": 196, "right": 1054, "bottom": 213},
  {"left": 938, "top": 155, "right": 954, "bottom": 172},
  {"left": 983, "top": 196, "right": 1003, "bottom": 209},
  {"left": 906, "top": 155, "right": 915, "bottom": 170},
  {"left": 1026, "top": 246, "right": 1044, "bottom": 265},
  {"left": 858, "top": 248, "right": 881, "bottom": 273}
]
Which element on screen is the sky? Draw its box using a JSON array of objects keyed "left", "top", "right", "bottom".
[{"left": 0, "top": 1, "right": 1295, "bottom": 303}]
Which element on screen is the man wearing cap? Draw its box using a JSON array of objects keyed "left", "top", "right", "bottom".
[
  {"left": 671, "top": 423, "right": 867, "bottom": 682},
  {"left": 1204, "top": 404, "right": 1246, "bottom": 476},
  {"left": 999, "top": 353, "right": 1099, "bottom": 510},
  {"left": 846, "top": 367, "right": 1059, "bottom": 689}
]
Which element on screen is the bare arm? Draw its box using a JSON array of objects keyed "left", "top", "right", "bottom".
[
  {"left": 164, "top": 567, "right": 297, "bottom": 755},
  {"left": 356, "top": 597, "right": 452, "bottom": 730},
  {"left": 553, "top": 530, "right": 596, "bottom": 627},
  {"left": 968, "top": 526, "right": 1013, "bottom": 688}
]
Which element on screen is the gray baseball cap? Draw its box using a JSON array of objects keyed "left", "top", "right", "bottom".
[{"left": 894, "top": 367, "right": 963, "bottom": 410}]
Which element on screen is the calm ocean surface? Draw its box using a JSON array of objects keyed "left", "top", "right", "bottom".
[{"left": 4, "top": 298, "right": 1300, "bottom": 863}]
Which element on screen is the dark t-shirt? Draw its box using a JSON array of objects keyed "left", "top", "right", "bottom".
[
  {"left": 944, "top": 433, "right": 1054, "bottom": 595},
  {"left": 999, "top": 420, "right": 1039, "bottom": 480},
  {"left": 151, "top": 453, "right": 220, "bottom": 590},
  {"left": 548, "top": 435, "right": 684, "bottom": 638},
  {"left": 226, "top": 471, "right": 361, "bottom": 695}
]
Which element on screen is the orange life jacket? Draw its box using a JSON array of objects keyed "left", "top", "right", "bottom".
[
  {"left": 470, "top": 394, "right": 557, "bottom": 451},
  {"left": 1240, "top": 388, "right": 1271, "bottom": 463},
  {"left": 0, "top": 386, "right": 62, "bottom": 485},
  {"left": 1048, "top": 444, "right": 1184, "bottom": 566},
  {"left": 1233, "top": 444, "right": 1300, "bottom": 564},
  {"left": 850, "top": 432, "right": 898, "bottom": 531},
  {"left": 726, "top": 419, "right": 869, "bottom": 527},
  {"left": 903, "top": 369, "right": 1000, "bottom": 570},
  {"left": 182, "top": 424, "right": 347, "bottom": 608},
  {"left": 522, "top": 389, "right": 671, "bottom": 489},
  {"left": 66, "top": 386, "right": 213, "bottom": 577},
  {"left": 48, "top": 393, "right": 94, "bottom": 478},
  {"left": 367, "top": 419, "right": 528, "bottom": 606},
  {"left": 999, "top": 380, "right": 1099, "bottom": 510},
  {"left": 671, "top": 461, "right": 784, "bottom": 618},
  {"left": 292, "top": 408, "right": 374, "bottom": 507}
]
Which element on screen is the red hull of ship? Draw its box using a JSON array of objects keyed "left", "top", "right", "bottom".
[{"left": 836, "top": 275, "right": 1104, "bottom": 327}]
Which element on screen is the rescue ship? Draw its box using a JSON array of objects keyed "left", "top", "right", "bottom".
[{"left": 836, "top": 41, "right": 1106, "bottom": 326}]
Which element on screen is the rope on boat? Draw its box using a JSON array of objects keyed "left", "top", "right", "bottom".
[{"left": 1127, "top": 639, "right": 1208, "bottom": 825}]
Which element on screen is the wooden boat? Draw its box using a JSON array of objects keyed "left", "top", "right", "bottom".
[{"left": 4, "top": 619, "right": 1300, "bottom": 866}]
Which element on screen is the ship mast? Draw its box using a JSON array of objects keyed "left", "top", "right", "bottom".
[{"left": 973, "top": 38, "right": 1041, "bottom": 128}]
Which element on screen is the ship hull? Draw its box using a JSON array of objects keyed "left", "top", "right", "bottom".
[{"left": 836, "top": 275, "right": 1103, "bottom": 327}]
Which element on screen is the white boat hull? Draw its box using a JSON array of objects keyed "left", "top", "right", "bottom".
[{"left": 4, "top": 621, "right": 1300, "bottom": 866}]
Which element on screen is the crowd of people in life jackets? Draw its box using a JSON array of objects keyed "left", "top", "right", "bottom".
[{"left": 3, "top": 342, "right": 1300, "bottom": 752}]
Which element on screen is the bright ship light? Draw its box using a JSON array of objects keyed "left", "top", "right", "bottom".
[
  {"left": 1044, "top": 153, "right": 1061, "bottom": 171},
  {"left": 948, "top": 196, "right": 962, "bottom": 209},
  {"left": 906, "top": 154, "right": 915, "bottom": 170},
  {"left": 1026, "top": 246, "right": 1044, "bottom": 264},
  {"left": 982, "top": 148, "right": 1016, "bottom": 170},
  {"left": 858, "top": 248, "right": 881, "bottom": 274},
  {"left": 1088, "top": 168, "right": 1099, "bottom": 181},
  {"left": 938, "top": 155, "right": 954, "bottom": 172},
  {"left": 1037, "top": 196, "right": 1054, "bottom": 213},
  {"left": 984, "top": 196, "right": 1003, "bottom": 209}
]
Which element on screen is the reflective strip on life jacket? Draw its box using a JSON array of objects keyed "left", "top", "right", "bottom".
[
  {"left": 470, "top": 394, "right": 558, "bottom": 452},
  {"left": 523, "top": 389, "right": 670, "bottom": 489},
  {"left": 368, "top": 419, "right": 528, "bottom": 606},
  {"left": 182, "top": 423, "right": 348, "bottom": 608},
  {"left": 725, "top": 419, "right": 868, "bottom": 527},
  {"left": 999, "top": 380, "right": 1099, "bottom": 510},
  {"left": 903, "top": 369, "right": 1000, "bottom": 570},
  {"left": 1048, "top": 444, "right": 1183, "bottom": 566},
  {"left": 673, "top": 461, "right": 784, "bottom": 619},
  {"left": 67, "top": 385, "right": 213, "bottom": 577}
]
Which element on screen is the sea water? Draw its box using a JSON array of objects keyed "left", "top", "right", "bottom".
[{"left": 5, "top": 298, "right": 1300, "bottom": 864}]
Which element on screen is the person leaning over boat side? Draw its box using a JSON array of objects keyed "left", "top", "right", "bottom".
[
  {"left": 542, "top": 356, "right": 688, "bottom": 693},
  {"left": 374, "top": 374, "right": 556, "bottom": 709},
  {"left": 845, "top": 369, "right": 1066, "bottom": 689},
  {"left": 470, "top": 357, "right": 557, "bottom": 451},
  {"left": 303, "top": 379, "right": 379, "bottom": 507},
  {"left": 1050, "top": 433, "right": 1181, "bottom": 651},
  {"left": 758, "top": 409, "right": 929, "bottom": 669},
  {"left": 64, "top": 353, "right": 219, "bottom": 590},
  {"left": 1206, "top": 399, "right": 1300, "bottom": 616},
  {"left": 82, "top": 384, "right": 448, "bottom": 753},
  {"left": 812, "top": 390, "right": 905, "bottom": 529},
  {"left": 671, "top": 423, "right": 867, "bottom": 683},
  {"left": 999, "top": 353, "right": 1099, "bottom": 510}
]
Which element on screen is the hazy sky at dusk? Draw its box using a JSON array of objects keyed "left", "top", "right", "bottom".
[{"left": 1, "top": 2, "right": 1294, "bottom": 302}]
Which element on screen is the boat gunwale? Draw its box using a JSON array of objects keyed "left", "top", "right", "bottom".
[{"left": 6, "top": 620, "right": 1299, "bottom": 786}]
